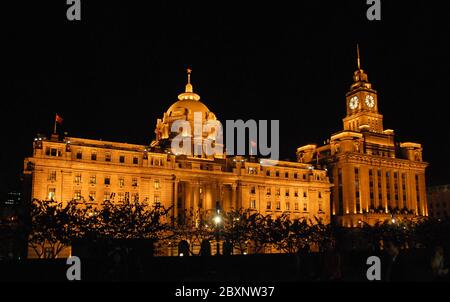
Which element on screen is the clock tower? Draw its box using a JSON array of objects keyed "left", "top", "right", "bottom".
[{"left": 343, "top": 45, "right": 383, "bottom": 133}]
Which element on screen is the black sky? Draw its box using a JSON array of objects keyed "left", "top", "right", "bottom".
[{"left": 3, "top": 1, "right": 450, "bottom": 192}]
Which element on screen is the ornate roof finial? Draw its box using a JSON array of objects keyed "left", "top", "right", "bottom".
[
  {"left": 185, "top": 68, "right": 193, "bottom": 93},
  {"left": 357, "top": 44, "right": 361, "bottom": 70},
  {"left": 178, "top": 68, "right": 200, "bottom": 101}
]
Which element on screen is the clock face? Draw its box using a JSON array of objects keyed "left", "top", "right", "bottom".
[
  {"left": 349, "top": 96, "right": 359, "bottom": 110},
  {"left": 365, "top": 95, "right": 375, "bottom": 108}
]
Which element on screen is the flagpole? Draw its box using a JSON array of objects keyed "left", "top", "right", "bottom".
[{"left": 53, "top": 113, "right": 57, "bottom": 134}]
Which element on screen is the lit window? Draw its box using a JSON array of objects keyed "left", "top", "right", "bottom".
[
  {"left": 294, "top": 202, "right": 299, "bottom": 211},
  {"left": 74, "top": 173, "right": 81, "bottom": 184},
  {"left": 250, "top": 200, "right": 256, "bottom": 209},
  {"left": 276, "top": 201, "right": 281, "bottom": 210},
  {"left": 118, "top": 192, "right": 124, "bottom": 202},
  {"left": 266, "top": 201, "right": 271, "bottom": 210},
  {"left": 89, "top": 175, "right": 96, "bottom": 185},
  {"left": 276, "top": 188, "right": 280, "bottom": 196},
  {"left": 104, "top": 191, "right": 110, "bottom": 201},
  {"left": 119, "top": 178, "right": 125, "bottom": 188},
  {"left": 74, "top": 190, "right": 82, "bottom": 200},
  {"left": 48, "top": 188, "right": 56, "bottom": 200},
  {"left": 132, "top": 178, "right": 138, "bottom": 187},
  {"left": 104, "top": 176, "right": 110, "bottom": 185},
  {"left": 154, "top": 179, "right": 161, "bottom": 190},
  {"left": 285, "top": 202, "right": 290, "bottom": 211}
]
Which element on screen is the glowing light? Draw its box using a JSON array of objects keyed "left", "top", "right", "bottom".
[
  {"left": 213, "top": 215, "right": 222, "bottom": 225},
  {"left": 179, "top": 253, "right": 184, "bottom": 257}
]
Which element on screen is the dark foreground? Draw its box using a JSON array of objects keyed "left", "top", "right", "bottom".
[{"left": 0, "top": 250, "right": 444, "bottom": 282}]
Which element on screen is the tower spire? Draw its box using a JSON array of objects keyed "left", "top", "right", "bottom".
[
  {"left": 178, "top": 68, "right": 200, "bottom": 101},
  {"left": 185, "top": 68, "right": 193, "bottom": 93},
  {"left": 357, "top": 44, "right": 361, "bottom": 70}
]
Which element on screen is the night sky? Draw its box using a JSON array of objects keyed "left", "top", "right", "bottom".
[{"left": 3, "top": 1, "right": 450, "bottom": 193}]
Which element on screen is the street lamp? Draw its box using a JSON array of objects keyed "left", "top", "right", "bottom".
[{"left": 213, "top": 211, "right": 222, "bottom": 256}]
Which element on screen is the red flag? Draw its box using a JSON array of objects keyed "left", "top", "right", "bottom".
[{"left": 55, "top": 114, "right": 63, "bottom": 124}]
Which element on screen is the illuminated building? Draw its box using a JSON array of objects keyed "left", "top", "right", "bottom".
[
  {"left": 23, "top": 70, "right": 331, "bottom": 257},
  {"left": 297, "top": 47, "right": 428, "bottom": 226}
]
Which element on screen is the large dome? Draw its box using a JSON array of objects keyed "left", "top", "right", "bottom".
[
  {"left": 166, "top": 99, "right": 211, "bottom": 118},
  {"left": 151, "top": 69, "right": 220, "bottom": 156}
]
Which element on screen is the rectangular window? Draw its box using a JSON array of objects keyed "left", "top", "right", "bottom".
[
  {"left": 104, "top": 191, "right": 110, "bottom": 201},
  {"left": 303, "top": 202, "right": 308, "bottom": 212},
  {"left": 394, "top": 172, "right": 399, "bottom": 208},
  {"left": 402, "top": 173, "right": 407, "bottom": 205},
  {"left": 285, "top": 172, "right": 289, "bottom": 178},
  {"left": 266, "top": 170, "right": 270, "bottom": 177},
  {"left": 250, "top": 186, "right": 256, "bottom": 194},
  {"left": 74, "top": 173, "right": 82, "bottom": 184},
  {"left": 276, "top": 188, "right": 280, "bottom": 196},
  {"left": 133, "top": 157, "right": 139, "bottom": 165},
  {"left": 154, "top": 179, "right": 161, "bottom": 190},
  {"left": 338, "top": 168, "right": 344, "bottom": 215},
  {"left": 118, "top": 192, "right": 124, "bottom": 202},
  {"left": 89, "top": 175, "right": 96, "bottom": 185},
  {"left": 318, "top": 191, "right": 322, "bottom": 199},
  {"left": 275, "top": 171, "right": 280, "bottom": 177},
  {"left": 76, "top": 151, "right": 82, "bottom": 160},
  {"left": 105, "top": 153, "right": 111, "bottom": 162},
  {"left": 303, "top": 191, "right": 307, "bottom": 198},
  {"left": 285, "top": 202, "right": 290, "bottom": 211},
  {"left": 119, "top": 178, "right": 125, "bottom": 188},
  {"left": 266, "top": 188, "right": 271, "bottom": 196},
  {"left": 119, "top": 155, "right": 125, "bottom": 163},
  {"left": 285, "top": 189, "right": 290, "bottom": 197},
  {"left": 386, "top": 171, "right": 391, "bottom": 204},
  {"left": 51, "top": 148, "right": 57, "bottom": 157},
  {"left": 91, "top": 153, "right": 97, "bottom": 161},
  {"left": 294, "top": 202, "right": 299, "bottom": 211},
  {"left": 266, "top": 201, "right": 271, "bottom": 210},
  {"left": 104, "top": 176, "right": 111, "bottom": 185},
  {"left": 154, "top": 194, "right": 161, "bottom": 204},
  {"left": 369, "top": 169, "right": 375, "bottom": 209},
  {"left": 74, "top": 190, "right": 82, "bottom": 200},
  {"left": 294, "top": 173, "right": 298, "bottom": 179},
  {"left": 294, "top": 190, "right": 298, "bottom": 197},
  {"left": 48, "top": 188, "right": 56, "bottom": 200},
  {"left": 132, "top": 178, "right": 138, "bottom": 187},
  {"left": 250, "top": 200, "right": 256, "bottom": 209},
  {"left": 48, "top": 171, "right": 57, "bottom": 181},
  {"left": 377, "top": 170, "right": 382, "bottom": 203},
  {"left": 355, "top": 168, "right": 361, "bottom": 213},
  {"left": 276, "top": 201, "right": 281, "bottom": 210},
  {"left": 318, "top": 201, "right": 323, "bottom": 212}
]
